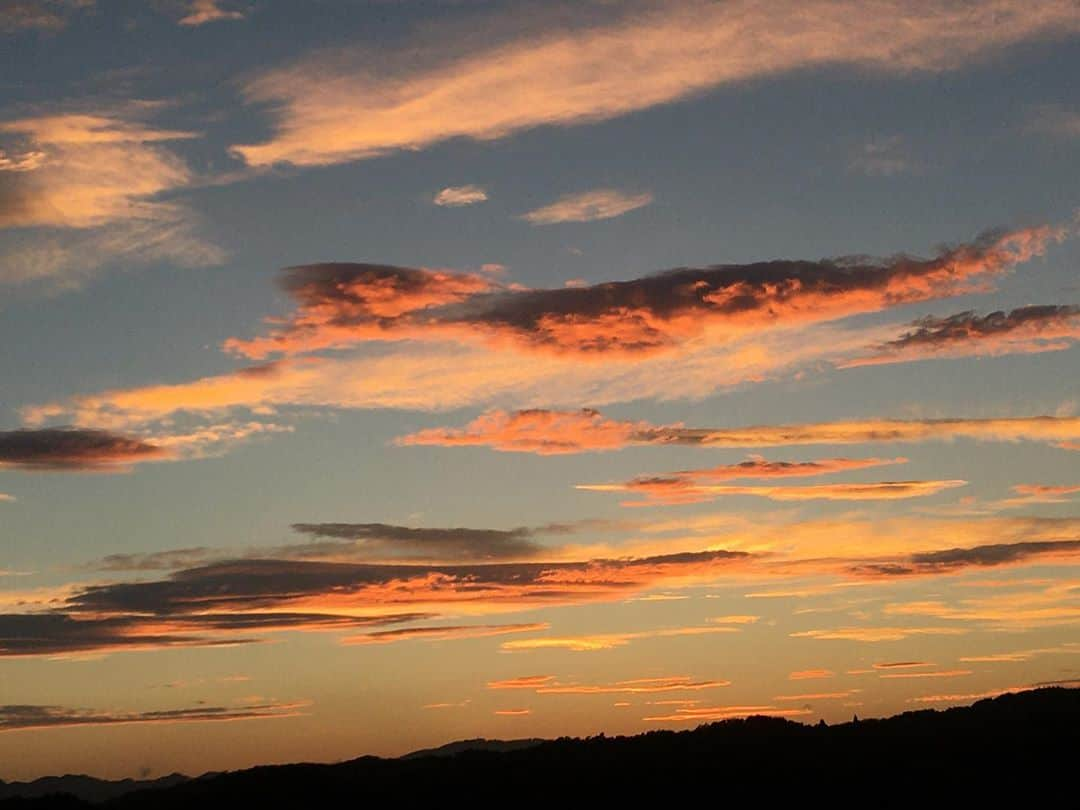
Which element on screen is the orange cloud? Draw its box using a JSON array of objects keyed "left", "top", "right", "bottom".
[
  {"left": 879, "top": 669, "right": 972, "bottom": 680},
  {"left": 398, "top": 409, "right": 1080, "bottom": 454},
  {"left": 501, "top": 625, "right": 741, "bottom": 653},
  {"left": 178, "top": 0, "right": 244, "bottom": 26},
  {"left": 520, "top": 189, "right": 652, "bottom": 225},
  {"left": 493, "top": 709, "right": 531, "bottom": 717},
  {"left": 842, "top": 305, "right": 1080, "bottom": 367},
  {"left": 223, "top": 227, "right": 1058, "bottom": 361},
  {"left": 231, "top": 0, "right": 1080, "bottom": 167},
  {"left": 433, "top": 185, "right": 488, "bottom": 207},
  {"left": 789, "top": 669, "right": 835, "bottom": 680},
  {"left": 774, "top": 691, "right": 859, "bottom": 701},
  {"left": 534, "top": 677, "right": 730, "bottom": 695},
  {"left": 487, "top": 675, "right": 555, "bottom": 690},
  {"left": 573, "top": 455, "right": 907, "bottom": 504},
  {"left": 579, "top": 478, "right": 965, "bottom": 507},
  {"left": 0, "top": 111, "right": 221, "bottom": 286},
  {"left": 790, "top": 627, "right": 967, "bottom": 642}
]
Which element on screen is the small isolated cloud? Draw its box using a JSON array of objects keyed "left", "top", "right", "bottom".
[
  {"left": 487, "top": 675, "right": 555, "bottom": 690},
  {"left": 520, "top": 189, "right": 653, "bottom": 225},
  {"left": 0, "top": 700, "right": 305, "bottom": 732},
  {"left": 432, "top": 184, "right": 488, "bottom": 207},
  {"left": 179, "top": 0, "right": 244, "bottom": 26},
  {"left": 0, "top": 428, "right": 169, "bottom": 472},
  {"left": 789, "top": 626, "right": 967, "bottom": 642},
  {"left": 493, "top": 709, "right": 531, "bottom": 716},
  {"left": 789, "top": 669, "right": 834, "bottom": 680},
  {"left": 843, "top": 305, "right": 1080, "bottom": 367},
  {"left": 848, "top": 135, "right": 916, "bottom": 176}
]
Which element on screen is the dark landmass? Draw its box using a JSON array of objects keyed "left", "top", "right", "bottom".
[
  {"left": 3, "top": 688, "right": 1078, "bottom": 807},
  {"left": 0, "top": 775, "right": 188, "bottom": 804}
]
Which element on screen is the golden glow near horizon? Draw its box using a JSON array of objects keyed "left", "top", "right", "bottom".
[{"left": 1, "top": 0, "right": 1078, "bottom": 783}]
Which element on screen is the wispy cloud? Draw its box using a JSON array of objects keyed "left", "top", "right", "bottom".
[
  {"left": 0, "top": 110, "right": 222, "bottom": 288},
  {"left": 0, "top": 700, "right": 306, "bottom": 732},
  {"left": 0, "top": 0, "right": 92, "bottom": 33},
  {"left": 848, "top": 135, "right": 917, "bottom": 176},
  {"left": 789, "top": 627, "right": 967, "bottom": 642},
  {"left": 520, "top": 189, "right": 652, "bottom": 225},
  {"left": 399, "top": 408, "right": 1080, "bottom": 454},
  {"left": 842, "top": 305, "right": 1080, "bottom": 367},
  {"left": 578, "top": 478, "right": 967, "bottom": 507},
  {"left": 178, "top": 0, "right": 244, "bottom": 26},
  {"left": 501, "top": 625, "right": 741, "bottom": 652},
  {"left": 230, "top": 0, "right": 1080, "bottom": 167},
  {"left": 433, "top": 185, "right": 488, "bottom": 206}
]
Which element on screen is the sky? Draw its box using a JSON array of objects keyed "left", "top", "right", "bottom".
[{"left": 1, "top": 0, "right": 1079, "bottom": 782}]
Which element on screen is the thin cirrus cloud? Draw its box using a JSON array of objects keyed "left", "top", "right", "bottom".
[
  {"left": 223, "top": 226, "right": 1056, "bottom": 360},
  {"left": 178, "top": 0, "right": 244, "bottom": 26},
  {"left": 841, "top": 305, "right": 1080, "bottom": 367},
  {"left": 398, "top": 408, "right": 1080, "bottom": 455},
  {"left": 642, "top": 704, "right": 812, "bottom": 723},
  {"left": 341, "top": 623, "right": 550, "bottom": 646},
  {"left": 0, "top": 0, "right": 91, "bottom": 33},
  {"left": 432, "top": 184, "right": 488, "bottom": 206},
  {"left": 523, "top": 676, "right": 730, "bottom": 695},
  {"left": 0, "top": 700, "right": 307, "bottom": 733},
  {"left": 519, "top": 189, "right": 653, "bottom": 225},
  {"left": 0, "top": 428, "right": 169, "bottom": 472},
  {"left": 0, "top": 110, "right": 222, "bottom": 287},
  {"left": 500, "top": 626, "right": 743, "bottom": 653},
  {"left": 578, "top": 479, "right": 968, "bottom": 507},
  {"left": 229, "top": 0, "right": 1080, "bottom": 168}
]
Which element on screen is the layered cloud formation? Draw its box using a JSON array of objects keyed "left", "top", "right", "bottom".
[{"left": 0, "top": 428, "right": 168, "bottom": 472}]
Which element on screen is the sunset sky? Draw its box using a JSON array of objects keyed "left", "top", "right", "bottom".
[{"left": 2, "top": 0, "right": 1079, "bottom": 781}]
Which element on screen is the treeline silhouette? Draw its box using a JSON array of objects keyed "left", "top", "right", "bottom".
[{"left": 3, "top": 688, "right": 1077, "bottom": 807}]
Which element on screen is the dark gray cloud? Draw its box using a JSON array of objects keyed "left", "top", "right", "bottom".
[
  {"left": 0, "top": 610, "right": 430, "bottom": 657},
  {"left": 851, "top": 539, "right": 1080, "bottom": 577},
  {"left": 0, "top": 0, "right": 83, "bottom": 33},
  {"left": 226, "top": 227, "right": 1053, "bottom": 359},
  {"left": 0, "top": 700, "right": 304, "bottom": 732},
  {"left": 0, "top": 428, "right": 167, "bottom": 471}
]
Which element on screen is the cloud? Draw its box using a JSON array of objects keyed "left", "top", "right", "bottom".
[
  {"left": 579, "top": 478, "right": 967, "bottom": 507},
  {"left": 0, "top": 700, "right": 305, "bottom": 732},
  {"left": 230, "top": 0, "right": 1080, "bottom": 168},
  {"left": 998, "top": 484, "right": 1080, "bottom": 509},
  {"left": 877, "top": 669, "right": 972, "bottom": 679},
  {"left": 288, "top": 522, "right": 547, "bottom": 562},
  {"left": 573, "top": 455, "right": 908, "bottom": 504},
  {"left": 493, "top": 709, "right": 531, "bottom": 717},
  {"left": 842, "top": 305, "right": 1080, "bottom": 367},
  {"left": 850, "top": 539, "right": 1080, "bottom": 577},
  {"left": 89, "top": 519, "right": 624, "bottom": 570},
  {"left": 774, "top": 691, "right": 859, "bottom": 701},
  {"left": 0, "top": 428, "right": 169, "bottom": 471},
  {"left": 178, "top": 0, "right": 244, "bottom": 26},
  {"left": 433, "top": 185, "right": 488, "bottom": 206},
  {"left": 789, "top": 669, "right": 834, "bottom": 680},
  {"left": 0, "top": 610, "right": 429, "bottom": 658},
  {"left": 487, "top": 675, "right": 555, "bottom": 690},
  {"left": 848, "top": 135, "right": 916, "bottom": 176},
  {"left": 789, "top": 627, "right": 967, "bottom": 642},
  {"left": 341, "top": 623, "right": 549, "bottom": 646},
  {"left": 532, "top": 676, "right": 730, "bottom": 695},
  {"left": 501, "top": 625, "right": 741, "bottom": 652},
  {"left": 0, "top": 0, "right": 91, "bottom": 33},
  {"left": 883, "top": 580, "right": 1080, "bottom": 629},
  {"left": 0, "top": 110, "right": 222, "bottom": 287},
  {"left": 872, "top": 661, "right": 933, "bottom": 669},
  {"left": 224, "top": 226, "right": 1058, "bottom": 360},
  {"left": 399, "top": 409, "right": 1080, "bottom": 454},
  {"left": 520, "top": 189, "right": 652, "bottom": 225}
]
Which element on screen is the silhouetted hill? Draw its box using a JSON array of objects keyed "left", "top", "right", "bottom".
[
  {"left": 402, "top": 737, "right": 545, "bottom": 759},
  {"left": 4, "top": 688, "right": 1078, "bottom": 807},
  {"left": 0, "top": 774, "right": 187, "bottom": 804}
]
